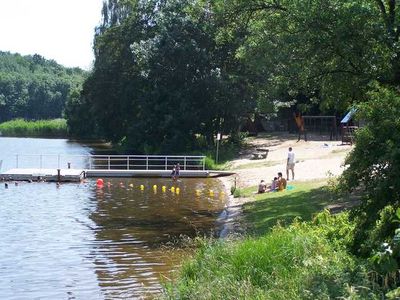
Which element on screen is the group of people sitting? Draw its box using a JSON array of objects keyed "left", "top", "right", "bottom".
[{"left": 258, "top": 172, "right": 287, "bottom": 193}]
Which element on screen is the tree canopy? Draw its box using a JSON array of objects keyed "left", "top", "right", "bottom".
[
  {"left": 67, "top": 0, "right": 255, "bottom": 152},
  {"left": 0, "top": 51, "right": 86, "bottom": 122},
  {"left": 67, "top": 0, "right": 400, "bottom": 152}
]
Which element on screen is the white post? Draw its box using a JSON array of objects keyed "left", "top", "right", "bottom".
[
  {"left": 165, "top": 157, "right": 167, "bottom": 170},
  {"left": 108, "top": 156, "right": 110, "bottom": 170},
  {"left": 184, "top": 157, "right": 187, "bottom": 170},
  {"left": 127, "top": 156, "right": 129, "bottom": 170},
  {"left": 16, "top": 155, "right": 19, "bottom": 168},
  {"left": 216, "top": 133, "right": 221, "bottom": 165},
  {"left": 40, "top": 155, "right": 43, "bottom": 169},
  {"left": 146, "top": 157, "right": 149, "bottom": 170}
]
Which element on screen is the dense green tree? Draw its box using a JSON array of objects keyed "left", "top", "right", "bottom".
[
  {"left": 215, "top": 0, "right": 400, "bottom": 112},
  {"left": 338, "top": 85, "right": 400, "bottom": 256},
  {"left": 0, "top": 51, "right": 86, "bottom": 122},
  {"left": 70, "top": 0, "right": 255, "bottom": 153}
]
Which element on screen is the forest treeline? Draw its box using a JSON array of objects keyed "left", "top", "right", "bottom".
[
  {"left": 66, "top": 0, "right": 400, "bottom": 153},
  {"left": 0, "top": 51, "right": 86, "bottom": 122}
]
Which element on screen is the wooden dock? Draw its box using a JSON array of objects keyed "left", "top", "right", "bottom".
[
  {"left": 0, "top": 168, "right": 85, "bottom": 182},
  {"left": 0, "top": 154, "right": 236, "bottom": 182},
  {"left": 0, "top": 168, "right": 235, "bottom": 182}
]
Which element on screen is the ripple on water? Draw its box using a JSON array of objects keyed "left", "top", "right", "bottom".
[{"left": 0, "top": 177, "right": 227, "bottom": 299}]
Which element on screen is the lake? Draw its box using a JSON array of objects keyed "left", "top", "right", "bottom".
[{"left": 0, "top": 137, "right": 228, "bottom": 299}]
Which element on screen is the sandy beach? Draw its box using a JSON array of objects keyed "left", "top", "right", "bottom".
[{"left": 218, "top": 133, "right": 353, "bottom": 236}]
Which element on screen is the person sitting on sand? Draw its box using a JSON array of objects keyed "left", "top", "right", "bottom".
[
  {"left": 269, "top": 177, "right": 278, "bottom": 191},
  {"left": 277, "top": 172, "right": 287, "bottom": 191},
  {"left": 258, "top": 180, "right": 267, "bottom": 193}
]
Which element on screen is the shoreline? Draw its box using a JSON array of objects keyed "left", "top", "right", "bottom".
[{"left": 217, "top": 175, "right": 255, "bottom": 238}]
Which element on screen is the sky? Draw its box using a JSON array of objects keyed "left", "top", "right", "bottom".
[{"left": 0, "top": 0, "right": 104, "bottom": 70}]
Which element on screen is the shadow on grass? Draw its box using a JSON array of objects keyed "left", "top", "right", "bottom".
[{"left": 244, "top": 182, "right": 334, "bottom": 236}]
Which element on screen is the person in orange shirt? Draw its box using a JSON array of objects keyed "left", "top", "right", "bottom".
[
  {"left": 294, "top": 112, "right": 307, "bottom": 142},
  {"left": 277, "top": 172, "right": 287, "bottom": 191}
]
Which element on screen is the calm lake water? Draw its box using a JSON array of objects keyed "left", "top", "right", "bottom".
[{"left": 0, "top": 138, "right": 228, "bottom": 299}]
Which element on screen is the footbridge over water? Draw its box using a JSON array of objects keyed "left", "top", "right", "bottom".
[{"left": 0, "top": 155, "right": 235, "bottom": 182}]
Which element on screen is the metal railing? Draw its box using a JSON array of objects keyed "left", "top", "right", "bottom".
[{"left": 7, "top": 154, "right": 206, "bottom": 171}]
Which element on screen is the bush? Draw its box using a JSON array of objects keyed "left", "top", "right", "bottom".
[
  {"left": 338, "top": 86, "right": 400, "bottom": 256},
  {"left": 163, "top": 212, "right": 382, "bottom": 299}
]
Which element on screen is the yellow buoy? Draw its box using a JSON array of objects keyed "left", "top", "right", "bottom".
[
  {"left": 195, "top": 189, "right": 201, "bottom": 196},
  {"left": 171, "top": 186, "right": 175, "bottom": 193},
  {"left": 209, "top": 189, "right": 214, "bottom": 196},
  {"left": 153, "top": 184, "right": 157, "bottom": 189},
  {"left": 140, "top": 184, "right": 144, "bottom": 190},
  {"left": 176, "top": 187, "right": 180, "bottom": 194},
  {"left": 162, "top": 186, "right": 167, "bottom": 192}
]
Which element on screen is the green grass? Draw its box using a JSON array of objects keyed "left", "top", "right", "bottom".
[
  {"left": 162, "top": 181, "right": 385, "bottom": 299},
  {"left": 163, "top": 214, "right": 381, "bottom": 299},
  {"left": 0, "top": 118, "right": 68, "bottom": 137},
  {"left": 244, "top": 180, "right": 333, "bottom": 235}
]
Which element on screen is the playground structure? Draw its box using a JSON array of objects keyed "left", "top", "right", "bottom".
[
  {"left": 302, "top": 115, "right": 338, "bottom": 140},
  {"left": 340, "top": 108, "right": 358, "bottom": 144}
]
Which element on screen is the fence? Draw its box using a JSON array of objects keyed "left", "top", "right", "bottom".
[
  {"left": 5, "top": 155, "right": 206, "bottom": 171},
  {"left": 303, "top": 116, "right": 338, "bottom": 140}
]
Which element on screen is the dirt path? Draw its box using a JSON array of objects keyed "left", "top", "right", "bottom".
[{"left": 226, "top": 134, "right": 352, "bottom": 188}]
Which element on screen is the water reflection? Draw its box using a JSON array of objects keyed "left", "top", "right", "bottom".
[
  {"left": 0, "top": 177, "right": 227, "bottom": 299},
  {"left": 0, "top": 137, "right": 228, "bottom": 298},
  {"left": 89, "top": 178, "right": 227, "bottom": 298}
]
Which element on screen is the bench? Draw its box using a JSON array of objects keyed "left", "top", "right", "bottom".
[{"left": 251, "top": 149, "right": 269, "bottom": 160}]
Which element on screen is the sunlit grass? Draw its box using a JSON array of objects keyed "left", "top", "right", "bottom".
[
  {"left": 0, "top": 118, "right": 68, "bottom": 137},
  {"left": 243, "top": 180, "right": 333, "bottom": 235},
  {"left": 163, "top": 216, "right": 378, "bottom": 299}
]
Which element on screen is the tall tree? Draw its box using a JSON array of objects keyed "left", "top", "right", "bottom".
[
  {"left": 71, "top": 0, "right": 254, "bottom": 153},
  {"left": 215, "top": 0, "right": 399, "bottom": 112}
]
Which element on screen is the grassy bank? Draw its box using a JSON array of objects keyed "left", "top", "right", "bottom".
[
  {"left": 0, "top": 119, "right": 68, "bottom": 137},
  {"left": 244, "top": 180, "right": 333, "bottom": 235},
  {"left": 163, "top": 181, "right": 385, "bottom": 299},
  {"left": 163, "top": 213, "right": 382, "bottom": 299}
]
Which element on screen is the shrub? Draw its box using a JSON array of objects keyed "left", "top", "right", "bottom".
[
  {"left": 163, "top": 212, "right": 382, "bottom": 299},
  {"left": 338, "top": 86, "right": 400, "bottom": 256}
]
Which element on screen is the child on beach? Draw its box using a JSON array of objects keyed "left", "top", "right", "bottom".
[{"left": 258, "top": 180, "right": 267, "bottom": 193}]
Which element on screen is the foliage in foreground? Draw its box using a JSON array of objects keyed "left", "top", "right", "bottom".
[
  {"left": 163, "top": 212, "right": 381, "bottom": 299},
  {"left": 0, "top": 118, "right": 68, "bottom": 137},
  {"left": 338, "top": 86, "right": 400, "bottom": 257}
]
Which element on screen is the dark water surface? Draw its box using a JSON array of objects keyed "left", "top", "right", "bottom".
[{"left": 0, "top": 138, "right": 227, "bottom": 299}]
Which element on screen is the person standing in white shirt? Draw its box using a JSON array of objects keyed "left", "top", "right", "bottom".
[{"left": 287, "top": 147, "right": 295, "bottom": 181}]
